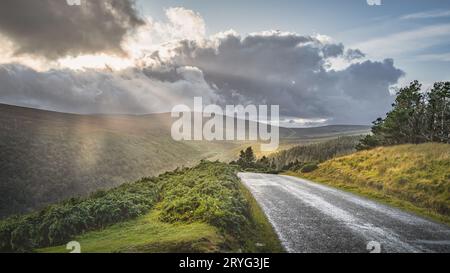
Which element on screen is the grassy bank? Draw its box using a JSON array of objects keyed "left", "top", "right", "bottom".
[
  {"left": 1, "top": 161, "right": 282, "bottom": 253},
  {"left": 39, "top": 183, "right": 284, "bottom": 253},
  {"left": 38, "top": 210, "right": 224, "bottom": 253},
  {"left": 286, "top": 143, "right": 450, "bottom": 225}
]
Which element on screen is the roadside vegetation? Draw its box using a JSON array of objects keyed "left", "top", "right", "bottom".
[
  {"left": 38, "top": 211, "right": 223, "bottom": 253},
  {"left": 0, "top": 161, "right": 283, "bottom": 253}
]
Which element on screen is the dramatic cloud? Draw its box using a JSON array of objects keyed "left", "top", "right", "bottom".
[
  {"left": 0, "top": 0, "right": 144, "bottom": 59},
  {"left": 149, "top": 31, "right": 404, "bottom": 124},
  {"left": 0, "top": 64, "right": 218, "bottom": 114},
  {"left": 121, "top": 7, "right": 207, "bottom": 62},
  {"left": 345, "top": 49, "right": 366, "bottom": 61},
  {"left": 0, "top": 6, "right": 405, "bottom": 126},
  {"left": 152, "top": 7, "right": 206, "bottom": 42}
]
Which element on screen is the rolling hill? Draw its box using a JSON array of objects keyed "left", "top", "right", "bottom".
[{"left": 0, "top": 103, "right": 370, "bottom": 218}]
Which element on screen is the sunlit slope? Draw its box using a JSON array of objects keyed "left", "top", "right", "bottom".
[
  {"left": 0, "top": 104, "right": 235, "bottom": 218},
  {"left": 0, "top": 104, "right": 369, "bottom": 218},
  {"left": 296, "top": 143, "right": 450, "bottom": 223}
]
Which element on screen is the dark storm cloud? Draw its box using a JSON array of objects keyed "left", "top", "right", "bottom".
[
  {"left": 0, "top": 0, "right": 144, "bottom": 59},
  {"left": 159, "top": 32, "right": 404, "bottom": 124},
  {"left": 323, "top": 43, "right": 345, "bottom": 58},
  {"left": 345, "top": 49, "right": 366, "bottom": 60}
]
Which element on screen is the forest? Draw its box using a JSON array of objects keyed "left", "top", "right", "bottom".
[{"left": 233, "top": 136, "right": 362, "bottom": 173}]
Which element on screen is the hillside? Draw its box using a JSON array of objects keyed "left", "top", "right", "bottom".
[
  {"left": 290, "top": 143, "right": 450, "bottom": 224},
  {"left": 0, "top": 104, "right": 235, "bottom": 218},
  {"left": 270, "top": 136, "right": 362, "bottom": 169},
  {"left": 0, "top": 103, "right": 369, "bottom": 218},
  {"left": 0, "top": 162, "right": 283, "bottom": 253}
]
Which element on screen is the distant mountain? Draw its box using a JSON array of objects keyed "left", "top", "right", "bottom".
[{"left": 0, "top": 104, "right": 369, "bottom": 218}]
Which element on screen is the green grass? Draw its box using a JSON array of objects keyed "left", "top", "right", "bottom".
[
  {"left": 38, "top": 211, "right": 224, "bottom": 253},
  {"left": 286, "top": 143, "right": 450, "bottom": 225},
  {"left": 38, "top": 185, "right": 284, "bottom": 253}
]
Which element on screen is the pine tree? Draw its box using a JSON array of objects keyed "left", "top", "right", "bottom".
[
  {"left": 427, "top": 82, "right": 450, "bottom": 143},
  {"left": 237, "top": 147, "right": 256, "bottom": 168},
  {"left": 357, "top": 80, "right": 450, "bottom": 150}
]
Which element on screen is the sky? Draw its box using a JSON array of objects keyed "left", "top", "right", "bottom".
[
  {"left": 140, "top": 0, "right": 450, "bottom": 84},
  {"left": 0, "top": 0, "right": 449, "bottom": 127}
]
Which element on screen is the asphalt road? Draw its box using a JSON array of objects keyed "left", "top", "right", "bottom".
[{"left": 239, "top": 173, "right": 450, "bottom": 253}]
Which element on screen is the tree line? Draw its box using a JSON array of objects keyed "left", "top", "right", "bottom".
[
  {"left": 358, "top": 81, "right": 450, "bottom": 150},
  {"left": 232, "top": 136, "right": 361, "bottom": 173},
  {"left": 231, "top": 147, "right": 277, "bottom": 173}
]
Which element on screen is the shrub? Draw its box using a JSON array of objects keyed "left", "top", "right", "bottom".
[
  {"left": 301, "top": 163, "right": 319, "bottom": 173},
  {"left": 0, "top": 179, "right": 158, "bottom": 252},
  {"left": 159, "top": 162, "right": 248, "bottom": 235}
]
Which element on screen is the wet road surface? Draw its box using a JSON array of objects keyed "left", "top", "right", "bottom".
[{"left": 239, "top": 173, "right": 450, "bottom": 253}]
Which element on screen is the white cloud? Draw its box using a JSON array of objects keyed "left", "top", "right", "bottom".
[
  {"left": 141, "top": 7, "right": 206, "bottom": 47},
  {"left": 165, "top": 7, "right": 206, "bottom": 41},
  {"left": 416, "top": 53, "right": 450, "bottom": 62},
  {"left": 354, "top": 24, "right": 450, "bottom": 58},
  {"left": 401, "top": 9, "right": 450, "bottom": 20},
  {"left": 280, "top": 117, "right": 328, "bottom": 128}
]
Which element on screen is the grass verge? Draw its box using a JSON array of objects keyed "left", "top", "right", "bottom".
[
  {"left": 238, "top": 184, "right": 285, "bottom": 253},
  {"left": 38, "top": 210, "right": 224, "bottom": 253},
  {"left": 39, "top": 184, "right": 284, "bottom": 253}
]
